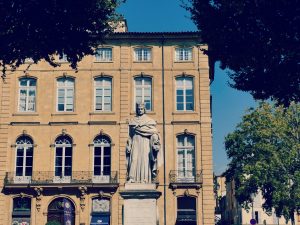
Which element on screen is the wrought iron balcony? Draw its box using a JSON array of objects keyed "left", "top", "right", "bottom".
[
  {"left": 169, "top": 170, "right": 202, "bottom": 189},
  {"left": 4, "top": 171, "right": 118, "bottom": 187}
]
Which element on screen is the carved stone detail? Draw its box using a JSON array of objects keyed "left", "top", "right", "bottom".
[
  {"left": 79, "top": 186, "right": 87, "bottom": 212},
  {"left": 34, "top": 187, "right": 43, "bottom": 212}
]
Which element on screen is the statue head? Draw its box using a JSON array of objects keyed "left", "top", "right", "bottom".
[{"left": 136, "top": 103, "right": 146, "bottom": 116}]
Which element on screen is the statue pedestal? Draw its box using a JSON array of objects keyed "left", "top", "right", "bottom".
[{"left": 120, "top": 183, "right": 161, "bottom": 225}]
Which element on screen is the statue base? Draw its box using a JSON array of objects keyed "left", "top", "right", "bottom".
[{"left": 120, "top": 183, "right": 161, "bottom": 225}]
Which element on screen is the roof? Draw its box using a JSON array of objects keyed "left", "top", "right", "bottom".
[{"left": 106, "top": 31, "right": 202, "bottom": 41}]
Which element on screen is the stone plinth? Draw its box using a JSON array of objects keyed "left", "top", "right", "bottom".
[{"left": 120, "top": 183, "right": 161, "bottom": 225}]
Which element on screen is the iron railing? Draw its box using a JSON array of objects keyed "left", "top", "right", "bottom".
[
  {"left": 4, "top": 171, "right": 118, "bottom": 185},
  {"left": 169, "top": 170, "right": 202, "bottom": 184}
]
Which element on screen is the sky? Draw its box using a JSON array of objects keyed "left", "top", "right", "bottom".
[{"left": 118, "top": 0, "right": 256, "bottom": 175}]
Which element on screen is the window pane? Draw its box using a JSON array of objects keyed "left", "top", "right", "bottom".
[
  {"left": 65, "top": 167, "right": 72, "bottom": 176},
  {"left": 55, "top": 157, "right": 62, "bottom": 166},
  {"left": 177, "top": 103, "right": 184, "bottom": 111},
  {"left": 16, "top": 167, "right": 23, "bottom": 176},
  {"left": 17, "top": 149, "right": 24, "bottom": 157},
  {"left": 94, "top": 147, "right": 101, "bottom": 155},
  {"left": 55, "top": 167, "right": 62, "bottom": 176},
  {"left": 65, "top": 157, "right": 72, "bottom": 166},
  {"left": 16, "top": 157, "right": 24, "bottom": 167},
  {"left": 65, "top": 147, "right": 72, "bottom": 156},
  {"left": 94, "top": 156, "right": 101, "bottom": 166},
  {"left": 25, "top": 167, "right": 32, "bottom": 176},
  {"left": 94, "top": 166, "right": 101, "bottom": 175},
  {"left": 25, "top": 157, "right": 33, "bottom": 167},
  {"left": 56, "top": 147, "right": 62, "bottom": 156}
]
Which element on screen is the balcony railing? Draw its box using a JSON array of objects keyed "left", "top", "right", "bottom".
[
  {"left": 169, "top": 170, "right": 202, "bottom": 184},
  {"left": 4, "top": 171, "right": 118, "bottom": 186}
]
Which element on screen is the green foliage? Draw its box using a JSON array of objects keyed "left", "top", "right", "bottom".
[
  {"left": 0, "top": 0, "right": 124, "bottom": 77},
  {"left": 45, "top": 221, "right": 61, "bottom": 225},
  {"left": 185, "top": 0, "right": 300, "bottom": 105},
  {"left": 225, "top": 102, "right": 300, "bottom": 223}
]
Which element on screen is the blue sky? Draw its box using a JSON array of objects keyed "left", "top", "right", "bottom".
[{"left": 118, "top": 0, "right": 256, "bottom": 175}]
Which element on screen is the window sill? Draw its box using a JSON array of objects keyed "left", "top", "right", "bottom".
[
  {"left": 51, "top": 112, "right": 77, "bottom": 116},
  {"left": 93, "top": 61, "right": 114, "bottom": 63},
  {"left": 130, "top": 111, "right": 156, "bottom": 115},
  {"left": 13, "top": 112, "right": 39, "bottom": 116},
  {"left": 172, "top": 111, "right": 197, "bottom": 115},
  {"left": 89, "top": 112, "right": 115, "bottom": 115},
  {"left": 133, "top": 61, "right": 152, "bottom": 63},
  {"left": 174, "top": 60, "right": 194, "bottom": 63}
]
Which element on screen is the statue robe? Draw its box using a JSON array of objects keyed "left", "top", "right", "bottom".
[{"left": 126, "top": 114, "right": 160, "bottom": 183}]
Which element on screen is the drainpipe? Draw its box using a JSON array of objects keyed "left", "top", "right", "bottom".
[{"left": 161, "top": 35, "right": 167, "bottom": 225}]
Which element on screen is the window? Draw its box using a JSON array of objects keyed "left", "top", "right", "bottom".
[
  {"left": 57, "top": 77, "right": 74, "bottom": 112},
  {"left": 15, "top": 135, "right": 33, "bottom": 183},
  {"left": 54, "top": 135, "right": 73, "bottom": 183},
  {"left": 134, "top": 77, "right": 152, "bottom": 111},
  {"left": 175, "top": 48, "right": 193, "bottom": 61},
  {"left": 94, "top": 77, "right": 112, "bottom": 111},
  {"left": 12, "top": 197, "right": 31, "bottom": 225},
  {"left": 47, "top": 198, "right": 75, "bottom": 225},
  {"left": 134, "top": 48, "right": 151, "bottom": 61},
  {"left": 176, "top": 196, "right": 197, "bottom": 225},
  {"left": 176, "top": 77, "right": 194, "bottom": 111},
  {"left": 95, "top": 48, "right": 112, "bottom": 62},
  {"left": 93, "top": 135, "right": 111, "bottom": 182},
  {"left": 18, "top": 78, "right": 36, "bottom": 112},
  {"left": 91, "top": 198, "right": 111, "bottom": 225},
  {"left": 58, "top": 53, "right": 68, "bottom": 62},
  {"left": 177, "top": 135, "right": 195, "bottom": 180}
]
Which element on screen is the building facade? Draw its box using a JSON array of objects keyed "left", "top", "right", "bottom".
[{"left": 0, "top": 30, "right": 214, "bottom": 225}]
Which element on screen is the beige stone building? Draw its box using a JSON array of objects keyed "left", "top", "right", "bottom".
[
  {"left": 0, "top": 28, "right": 214, "bottom": 225},
  {"left": 223, "top": 179, "right": 298, "bottom": 225}
]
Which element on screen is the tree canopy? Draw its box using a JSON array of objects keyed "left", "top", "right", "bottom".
[
  {"left": 225, "top": 102, "right": 300, "bottom": 224},
  {"left": 185, "top": 0, "right": 300, "bottom": 105},
  {"left": 0, "top": 0, "right": 123, "bottom": 77}
]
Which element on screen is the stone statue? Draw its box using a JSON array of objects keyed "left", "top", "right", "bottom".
[{"left": 126, "top": 103, "right": 161, "bottom": 183}]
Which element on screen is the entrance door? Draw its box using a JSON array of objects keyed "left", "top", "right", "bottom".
[{"left": 47, "top": 198, "right": 75, "bottom": 225}]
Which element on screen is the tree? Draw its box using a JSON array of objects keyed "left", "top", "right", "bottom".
[
  {"left": 0, "top": 0, "right": 123, "bottom": 77},
  {"left": 185, "top": 0, "right": 300, "bottom": 105},
  {"left": 224, "top": 102, "right": 300, "bottom": 224}
]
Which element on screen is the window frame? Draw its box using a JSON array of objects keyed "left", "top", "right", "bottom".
[
  {"left": 54, "top": 135, "right": 73, "bottom": 183},
  {"left": 93, "top": 135, "right": 111, "bottom": 182},
  {"left": 14, "top": 135, "right": 34, "bottom": 183},
  {"left": 175, "top": 47, "right": 193, "bottom": 62},
  {"left": 95, "top": 47, "right": 113, "bottom": 62},
  {"left": 56, "top": 77, "right": 75, "bottom": 112},
  {"left": 12, "top": 197, "right": 32, "bottom": 225},
  {"left": 18, "top": 77, "right": 37, "bottom": 112},
  {"left": 133, "top": 76, "right": 153, "bottom": 111},
  {"left": 133, "top": 47, "right": 152, "bottom": 62},
  {"left": 176, "top": 134, "right": 196, "bottom": 180},
  {"left": 175, "top": 76, "right": 194, "bottom": 111},
  {"left": 94, "top": 77, "right": 112, "bottom": 112}
]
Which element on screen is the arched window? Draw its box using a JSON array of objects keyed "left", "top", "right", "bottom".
[
  {"left": 47, "top": 197, "right": 75, "bottom": 225},
  {"left": 177, "top": 134, "right": 195, "bottom": 180},
  {"left": 91, "top": 198, "right": 111, "bottom": 225},
  {"left": 94, "top": 77, "right": 112, "bottom": 111},
  {"left": 93, "top": 135, "right": 111, "bottom": 182},
  {"left": 54, "top": 135, "right": 73, "bottom": 183},
  {"left": 18, "top": 77, "right": 36, "bottom": 112},
  {"left": 15, "top": 136, "right": 33, "bottom": 183},
  {"left": 134, "top": 77, "right": 152, "bottom": 111},
  {"left": 175, "top": 77, "right": 194, "bottom": 111},
  {"left": 176, "top": 196, "right": 197, "bottom": 225},
  {"left": 57, "top": 77, "right": 74, "bottom": 112},
  {"left": 12, "top": 197, "right": 31, "bottom": 225}
]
